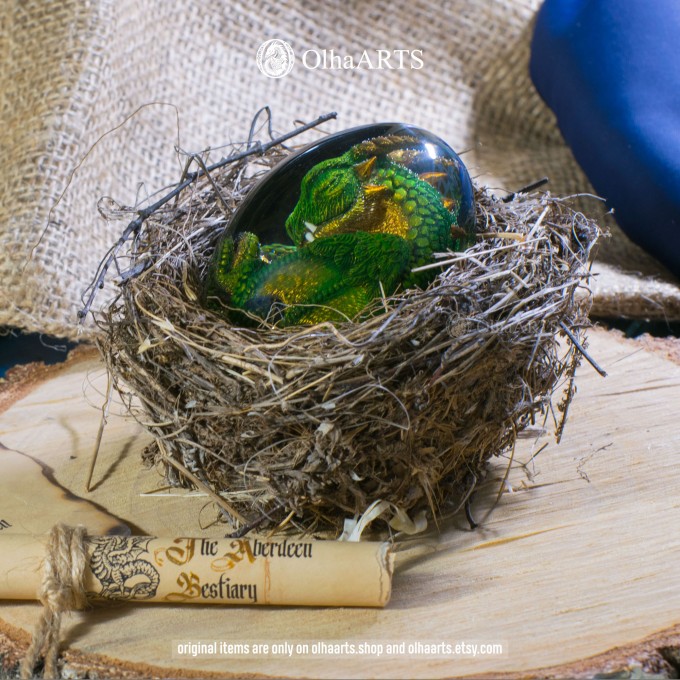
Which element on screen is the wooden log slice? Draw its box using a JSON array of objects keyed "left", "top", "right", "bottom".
[{"left": 0, "top": 329, "right": 679, "bottom": 679}]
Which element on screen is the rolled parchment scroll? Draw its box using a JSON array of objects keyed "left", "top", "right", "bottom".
[{"left": 0, "top": 534, "right": 394, "bottom": 607}]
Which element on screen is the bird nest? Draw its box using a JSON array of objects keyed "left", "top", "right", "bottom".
[{"left": 93, "top": 123, "right": 600, "bottom": 536}]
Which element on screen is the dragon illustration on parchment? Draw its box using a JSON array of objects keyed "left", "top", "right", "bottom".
[{"left": 88, "top": 536, "right": 160, "bottom": 600}]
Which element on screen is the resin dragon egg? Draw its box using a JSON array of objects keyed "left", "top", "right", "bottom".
[{"left": 205, "top": 123, "right": 476, "bottom": 326}]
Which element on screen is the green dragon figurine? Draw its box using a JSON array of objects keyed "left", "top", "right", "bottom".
[{"left": 206, "top": 133, "right": 475, "bottom": 326}]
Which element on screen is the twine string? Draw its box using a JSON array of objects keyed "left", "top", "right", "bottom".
[{"left": 21, "top": 524, "right": 89, "bottom": 680}]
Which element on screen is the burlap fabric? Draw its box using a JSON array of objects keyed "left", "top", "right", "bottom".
[{"left": 2, "top": 0, "right": 678, "bottom": 340}]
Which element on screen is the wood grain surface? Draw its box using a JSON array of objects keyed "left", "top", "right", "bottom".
[{"left": 0, "top": 328, "right": 678, "bottom": 679}]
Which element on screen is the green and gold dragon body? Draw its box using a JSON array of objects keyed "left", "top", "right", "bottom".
[{"left": 206, "top": 134, "right": 475, "bottom": 326}]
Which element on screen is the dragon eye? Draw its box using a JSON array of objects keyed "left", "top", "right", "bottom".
[{"left": 317, "top": 171, "right": 348, "bottom": 197}]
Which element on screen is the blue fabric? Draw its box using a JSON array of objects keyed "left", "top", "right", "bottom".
[{"left": 530, "top": 0, "right": 680, "bottom": 277}]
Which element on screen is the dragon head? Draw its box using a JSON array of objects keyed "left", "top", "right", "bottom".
[
  {"left": 285, "top": 152, "right": 379, "bottom": 247},
  {"left": 285, "top": 134, "right": 447, "bottom": 247}
]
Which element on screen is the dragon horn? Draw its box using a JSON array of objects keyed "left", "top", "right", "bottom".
[{"left": 354, "top": 155, "right": 377, "bottom": 179}]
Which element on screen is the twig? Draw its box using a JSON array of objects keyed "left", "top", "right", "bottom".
[
  {"left": 496, "top": 425, "right": 517, "bottom": 505},
  {"left": 558, "top": 321, "right": 607, "bottom": 377},
  {"left": 86, "top": 370, "right": 114, "bottom": 492},
  {"left": 191, "top": 154, "right": 231, "bottom": 219},
  {"left": 477, "top": 231, "right": 526, "bottom": 241},
  {"left": 464, "top": 495, "right": 478, "bottom": 530},
  {"left": 227, "top": 500, "right": 287, "bottom": 539},
  {"left": 247, "top": 106, "right": 276, "bottom": 148},
  {"left": 117, "top": 260, "right": 152, "bottom": 282},
  {"left": 502, "top": 177, "right": 549, "bottom": 203},
  {"left": 27, "top": 102, "right": 182, "bottom": 269},
  {"left": 78, "top": 110, "right": 338, "bottom": 322}
]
